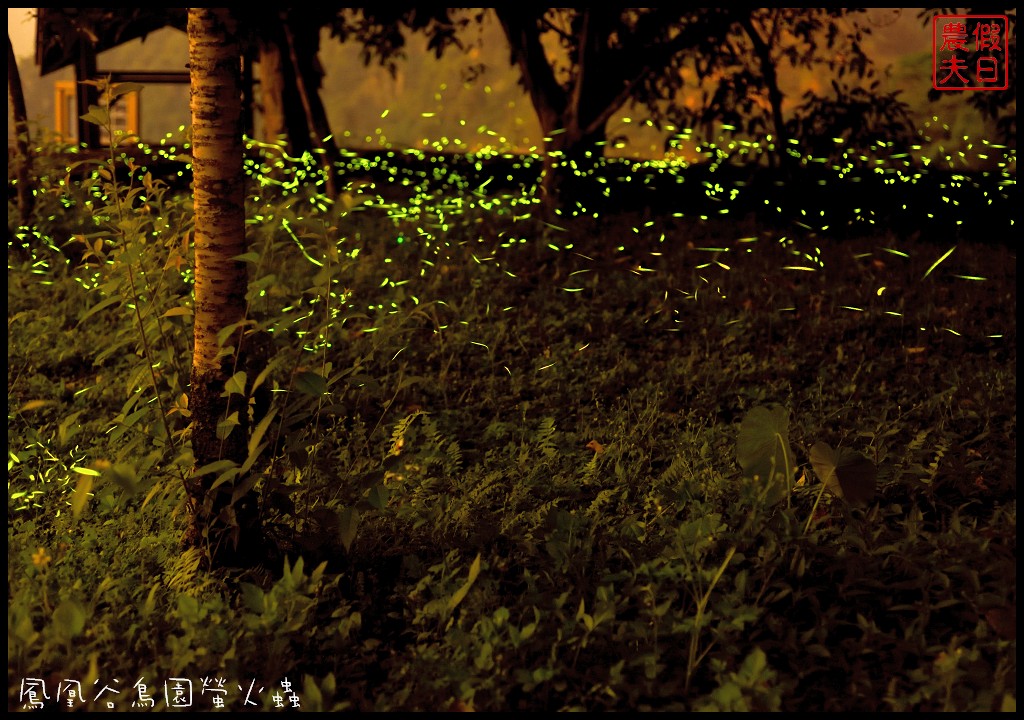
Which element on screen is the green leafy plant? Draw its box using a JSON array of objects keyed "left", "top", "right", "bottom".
[{"left": 8, "top": 117, "right": 1015, "bottom": 712}]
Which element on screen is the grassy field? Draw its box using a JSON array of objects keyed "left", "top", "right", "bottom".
[{"left": 7, "top": 137, "right": 1016, "bottom": 711}]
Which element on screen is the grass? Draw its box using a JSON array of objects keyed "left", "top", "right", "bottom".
[{"left": 6, "top": 130, "right": 1017, "bottom": 712}]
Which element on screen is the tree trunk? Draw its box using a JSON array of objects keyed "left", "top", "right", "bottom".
[
  {"left": 7, "top": 34, "right": 34, "bottom": 226},
  {"left": 256, "top": 19, "right": 311, "bottom": 155},
  {"left": 185, "top": 7, "right": 262, "bottom": 566},
  {"left": 280, "top": 13, "right": 340, "bottom": 197},
  {"left": 737, "top": 12, "right": 790, "bottom": 173},
  {"left": 541, "top": 125, "right": 607, "bottom": 214},
  {"left": 495, "top": 9, "right": 621, "bottom": 216},
  {"left": 253, "top": 12, "right": 341, "bottom": 194},
  {"left": 257, "top": 39, "right": 288, "bottom": 143},
  {"left": 73, "top": 31, "right": 100, "bottom": 147}
]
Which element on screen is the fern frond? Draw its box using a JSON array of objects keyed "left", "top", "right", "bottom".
[{"left": 387, "top": 410, "right": 424, "bottom": 458}]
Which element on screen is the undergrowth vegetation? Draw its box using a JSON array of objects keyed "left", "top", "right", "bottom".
[{"left": 7, "top": 117, "right": 1017, "bottom": 711}]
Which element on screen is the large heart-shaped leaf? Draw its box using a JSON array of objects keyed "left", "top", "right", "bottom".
[
  {"left": 737, "top": 404, "right": 794, "bottom": 504},
  {"left": 809, "top": 441, "right": 877, "bottom": 505}
]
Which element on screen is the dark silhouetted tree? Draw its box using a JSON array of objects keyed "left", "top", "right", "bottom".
[
  {"left": 333, "top": 8, "right": 912, "bottom": 211},
  {"left": 8, "top": 33, "right": 35, "bottom": 225},
  {"left": 250, "top": 9, "right": 344, "bottom": 196}
]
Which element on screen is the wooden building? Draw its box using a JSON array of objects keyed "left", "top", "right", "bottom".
[{"left": 34, "top": 8, "right": 253, "bottom": 146}]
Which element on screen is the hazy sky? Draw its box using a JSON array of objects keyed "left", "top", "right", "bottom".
[
  {"left": 9, "top": 7, "right": 987, "bottom": 156},
  {"left": 9, "top": 8, "right": 34, "bottom": 58},
  {"left": 8, "top": 8, "right": 932, "bottom": 64}
]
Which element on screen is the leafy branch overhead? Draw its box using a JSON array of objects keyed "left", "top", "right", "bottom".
[{"left": 329, "top": 7, "right": 930, "bottom": 206}]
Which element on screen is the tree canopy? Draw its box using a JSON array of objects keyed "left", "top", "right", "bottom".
[
  {"left": 25, "top": 7, "right": 1015, "bottom": 208},
  {"left": 335, "top": 8, "right": 920, "bottom": 208}
]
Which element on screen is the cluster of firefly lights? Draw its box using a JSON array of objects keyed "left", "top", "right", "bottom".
[{"left": 26, "top": 112, "right": 1013, "bottom": 357}]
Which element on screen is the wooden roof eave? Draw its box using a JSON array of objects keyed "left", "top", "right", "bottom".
[{"left": 34, "top": 7, "right": 188, "bottom": 76}]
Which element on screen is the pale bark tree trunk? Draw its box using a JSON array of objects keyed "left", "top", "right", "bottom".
[
  {"left": 185, "top": 7, "right": 261, "bottom": 566},
  {"left": 8, "top": 34, "right": 35, "bottom": 226}
]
